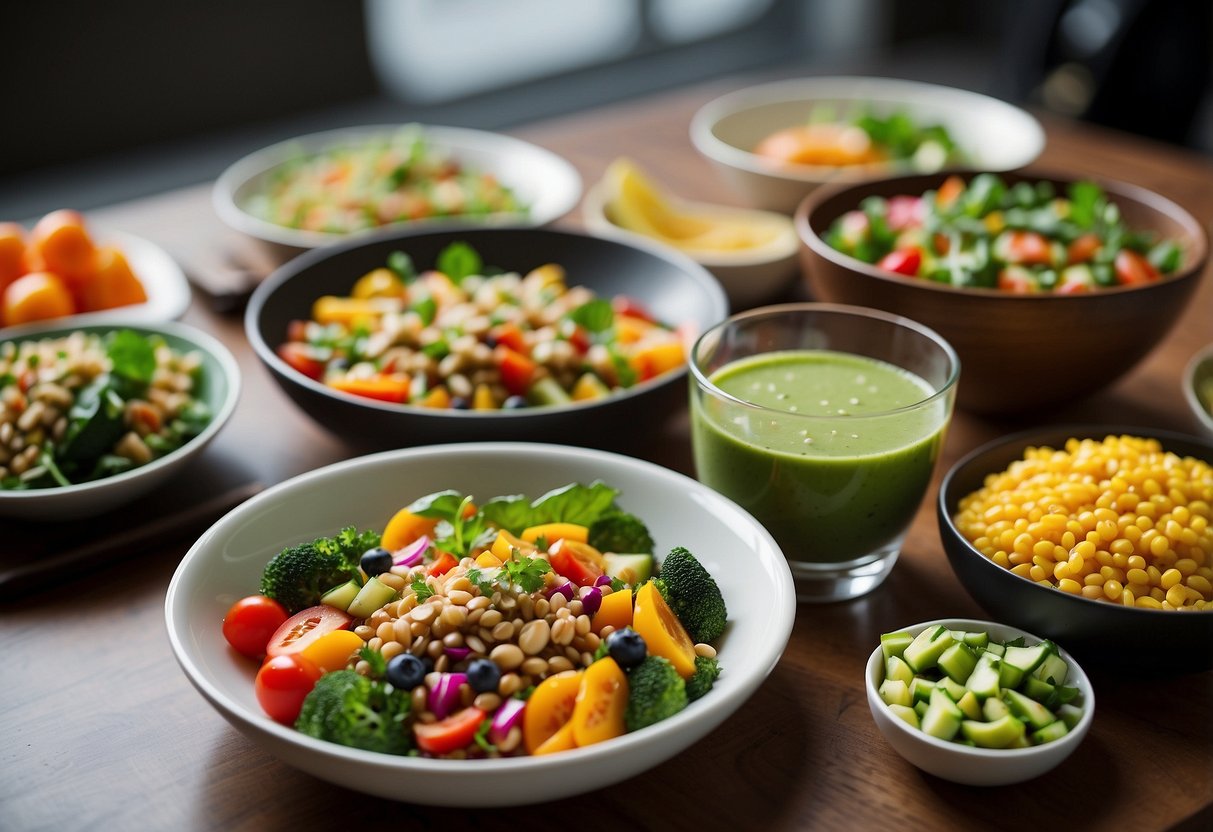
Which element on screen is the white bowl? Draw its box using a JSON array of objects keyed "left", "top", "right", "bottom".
[
  {"left": 865, "top": 618, "right": 1094, "bottom": 786},
  {"left": 165, "top": 442, "right": 797, "bottom": 806},
  {"left": 691, "top": 77, "right": 1045, "bottom": 213},
  {"left": 213, "top": 124, "right": 583, "bottom": 255},
  {"left": 1183, "top": 343, "right": 1213, "bottom": 437},
  {"left": 581, "top": 180, "right": 798, "bottom": 308},
  {"left": 0, "top": 320, "right": 240, "bottom": 520}
]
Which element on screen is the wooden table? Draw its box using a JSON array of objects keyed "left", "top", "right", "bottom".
[{"left": 3, "top": 78, "right": 1211, "bottom": 831}]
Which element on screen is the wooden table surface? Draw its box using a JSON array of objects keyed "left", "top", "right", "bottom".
[{"left": 3, "top": 78, "right": 1212, "bottom": 832}]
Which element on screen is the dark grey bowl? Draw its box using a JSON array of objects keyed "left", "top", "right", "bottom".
[
  {"left": 245, "top": 225, "right": 729, "bottom": 450},
  {"left": 938, "top": 425, "right": 1213, "bottom": 673}
]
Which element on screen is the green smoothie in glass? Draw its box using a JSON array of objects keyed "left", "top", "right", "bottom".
[{"left": 692, "top": 349, "right": 947, "bottom": 566}]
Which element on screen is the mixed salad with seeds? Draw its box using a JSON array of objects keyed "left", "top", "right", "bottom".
[
  {"left": 276, "top": 242, "right": 688, "bottom": 410},
  {"left": 222, "top": 482, "right": 728, "bottom": 758},
  {"left": 0, "top": 329, "right": 211, "bottom": 489}
]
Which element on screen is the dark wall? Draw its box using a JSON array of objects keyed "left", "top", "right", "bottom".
[{"left": 2, "top": 1, "right": 376, "bottom": 177}]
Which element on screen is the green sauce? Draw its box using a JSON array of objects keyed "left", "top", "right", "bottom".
[{"left": 692, "top": 350, "right": 947, "bottom": 564}]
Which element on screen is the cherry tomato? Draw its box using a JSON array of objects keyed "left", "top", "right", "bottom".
[
  {"left": 276, "top": 342, "right": 326, "bottom": 380},
  {"left": 265, "top": 605, "right": 353, "bottom": 659},
  {"left": 427, "top": 550, "right": 458, "bottom": 577},
  {"left": 414, "top": 706, "right": 486, "bottom": 754},
  {"left": 999, "top": 231, "right": 1053, "bottom": 266},
  {"left": 494, "top": 346, "right": 537, "bottom": 397},
  {"left": 549, "top": 538, "right": 606, "bottom": 586},
  {"left": 1066, "top": 233, "right": 1102, "bottom": 264},
  {"left": 877, "top": 248, "right": 923, "bottom": 277},
  {"left": 255, "top": 654, "right": 322, "bottom": 725},
  {"left": 997, "top": 267, "right": 1039, "bottom": 294},
  {"left": 1114, "top": 249, "right": 1160, "bottom": 286},
  {"left": 222, "top": 595, "right": 289, "bottom": 659}
]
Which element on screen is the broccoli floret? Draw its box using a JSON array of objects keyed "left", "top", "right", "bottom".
[
  {"left": 259, "top": 526, "right": 377, "bottom": 614},
  {"left": 685, "top": 656, "right": 721, "bottom": 702},
  {"left": 588, "top": 511, "right": 654, "bottom": 555},
  {"left": 658, "top": 546, "right": 727, "bottom": 644},
  {"left": 625, "top": 656, "right": 687, "bottom": 731},
  {"left": 295, "top": 670, "right": 413, "bottom": 755}
]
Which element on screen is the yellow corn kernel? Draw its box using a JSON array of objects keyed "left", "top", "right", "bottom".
[
  {"left": 1127, "top": 568, "right": 1149, "bottom": 585},
  {"left": 1136, "top": 596, "right": 1163, "bottom": 610},
  {"left": 1010, "top": 563, "right": 1033, "bottom": 578},
  {"left": 1081, "top": 585, "right": 1103, "bottom": 600},
  {"left": 1160, "top": 568, "right": 1182, "bottom": 590},
  {"left": 1166, "top": 585, "right": 1189, "bottom": 608},
  {"left": 1058, "top": 578, "right": 1082, "bottom": 594},
  {"left": 1125, "top": 554, "right": 1147, "bottom": 571},
  {"left": 1104, "top": 580, "right": 1123, "bottom": 601}
]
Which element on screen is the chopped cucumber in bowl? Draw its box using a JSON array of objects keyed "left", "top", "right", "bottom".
[{"left": 865, "top": 618, "right": 1095, "bottom": 786}]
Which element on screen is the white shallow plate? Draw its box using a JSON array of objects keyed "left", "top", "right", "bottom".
[
  {"left": 213, "top": 124, "right": 583, "bottom": 251},
  {"left": 165, "top": 442, "right": 796, "bottom": 806},
  {"left": 0, "top": 230, "right": 191, "bottom": 339},
  {"left": 1183, "top": 343, "right": 1213, "bottom": 437}
]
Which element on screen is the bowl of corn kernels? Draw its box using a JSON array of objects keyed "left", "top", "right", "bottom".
[{"left": 938, "top": 426, "right": 1213, "bottom": 673}]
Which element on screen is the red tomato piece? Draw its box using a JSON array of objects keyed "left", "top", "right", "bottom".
[
  {"left": 1056, "top": 280, "right": 1092, "bottom": 295},
  {"left": 222, "top": 595, "right": 290, "bottom": 660},
  {"left": 427, "top": 550, "right": 458, "bottom": 577},
  {"left": 255, "top": 654, "right": 322, "bottom": 725},
  {"left": 265, "top": 605, "right": 353, "bottom": 658},
  {"left": 877, "top": 248, "right": 923, "bottom": 277},
  {"left": 277, "top": 342, "right": 326, "bottom": 380},
  {"left": 494, "top": 346, "right": 537, "bottom": 396},
  {"left": 490, "top": 322, "right": 528, "bottom": 355},
  {"left": 549, "top": 538, "right": 606, "bottom": 586},
  {"left": 885, "top": 196, "right": 924, "bottom": 231},
  {"left": 414, "top": 706, "right": 486, "bottom": 754},
  {"left": 1066, "top": 233, "right": 1102, "bottom": 265},
  {"left": 610, "top": 296, "right": 656, "bottom": 323},
  {"left": 1114, "top": 249, "right": 1160, "bottom": 286},
  {"left": 998, "top": 267, "right": 1039, "bottom": 294},
  {"left": 1001, "top": 231, "right": 1053, "bottom": 266}
]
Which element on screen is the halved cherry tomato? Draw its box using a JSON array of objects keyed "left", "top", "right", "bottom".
[
  {"left": 1114, "top": 249, "right": 1161, "bottom": 286},
  {"left": 276, "top": 342, "right": 326, "bottom": 381},
  {"left": 997, "top": 267, "right": 1039, "bottom": 294},
  {"left": 1066, "top": 233, "right": 1102, "bottom": 264},
  {"left": 494, "top": 346, "right": 537, "bottom": 396},
  {"left": 876, "top": 248, "right": 923, "bottom": 277},
  {"left": 998, "top": 231, "right": 1053, "bottom": 266},
  {"left": 286, "top": 320, "right": 311, "bottom": 343},
  {"left": 489, "top": 321, "right": 528, "bottom": 354},
  {"left": 255, "top": 653, "right": 322, "bottom": 725},
  {"left": 427, "top": 550, "right": 458, "bottom": 577},
  {"left": 414, "top": 706, "right": 486, "bottom": 754},
  {"left": 265, "top": 605, "right": 353, "bottom": 658},
  {"left": 222, "top": 595, "right": 289, "bottom": 660},
  {"left": 549, "top": 538, "right": 606, "bottom": 586}
]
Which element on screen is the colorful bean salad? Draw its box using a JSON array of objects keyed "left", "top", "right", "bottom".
[
  {"left": 0, "top": 329, "right": 211, "bottom": 489},
  {"left": 222, "top": 483, "right": 728, "bottom": 758},
  {"left": 276, "top": 243, "right": 688, "bottom": 409},
  {"left": 245, "top": 126, "right": 525, "bottom": 234},
  {"left": 825, "top": 174, "right": 1184, "bottom": 292},
  {"left": 953, "top": 435, "right": 1213, "bottom": 611}
]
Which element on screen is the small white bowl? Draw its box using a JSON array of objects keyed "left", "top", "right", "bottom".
[
  {"left": 581, "top": 180, "right": 798, "bottom": 308},
  {"left": 0, "top": 320, "right": 240, "bottom": 520},
  {"left": 214, "top": 124, "right": 583, "bottom": 258},
  {"left": 865, "top": 618, "right": 1094, "bottom": 787},
  {"left": 1183, "top": 344, "right": 1213, "bottom": 437},
  {"left": 691, "top": 77, "right": 1045, "bottom": 213},
  {"left": 165, "top": 442, "right": 797, "bottom": 806}
]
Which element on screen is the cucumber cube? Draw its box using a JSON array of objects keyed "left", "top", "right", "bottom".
[
  {"left": 1058, "top": 703, "right": 1084, "bottom": 729},
  {"left": 903, "top": 625, "right": 956, "bottom": 673},
  {"left": 982, "top": 696, "right": 1011, "bottom": 721},
  {"left": 881, "top": 631, "right": 915, "bottom": 660},
  {"left": 914, "top": 700, "right": 929, "bottom": 718},
  {"left": 1031, "top": 720, "right": 1070, "bottom": 745},
  {"left": 939, "top": 642, "right": 979, "bottom": 684},
  {"left": 961, "top": 714, "right": 1027, "bottom": 749},
  {"left": 347, "top": 576, "right": 400, "bottom": 618},
  {"left": 320, "top": 578, "right": 362, "bottom": 611},
  {"left": 1003, "top": 688, "right": 1055, "bottom": 730},
  {"left": 1022, "top": 675, "right": 1057, "bottom": 707},
  {"left": 921, "top": 689, "right": 964, "bottom": 741},
  {"left": 878, "top": 679, "right": 913, "bottom": 708},
  {"left": 998, "top": 659, "right": 1025, "bottom": 690},
  {"left": 604, "top": 553, "right": 653, "bottom": 584},
  {"left": 1003, "top": 643, "right": 1051, "bottom": 675},
  {"left": 885, "top": 655, "right": 915, "bottom": 685},
  {"left": 965, "top": 655, "right": 1002, "bottom": 700},
  {"left": 910, "top": 677, "right": 935, "bottom": 704},
  {"left": 936, "top": 676, "right": 968, "bottom": 702},
  {"left": 983, "top": 641, "right": 1006, "bottom": 658},
  {"left": 956, "top": 690, "right": 983, "bottom": 720},
  {"left": 961, "top": 631, "right": 990, "bottom": 649},
  {"left": 887, "top": 704, "right": 920, "bottom": 729},
  {"left": 1033, "top": 653, "right": 1069, "bottom": 685}
]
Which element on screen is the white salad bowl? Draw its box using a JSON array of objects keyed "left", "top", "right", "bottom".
[
  {"left": 165, "top": 442, "right": 796, "bottom": 806},
  {"left": 865, "top": 618, "right": 1095, "bottom": 787},
  {"left": 213, "top": 123, "right": 583, "bottom": 259},
  {"left": 691, "top": 76, "right": 1045, "bottom": 213}
]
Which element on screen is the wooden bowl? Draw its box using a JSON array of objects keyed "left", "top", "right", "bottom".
[{"left": 795, "top": 171, "right": 1208, "bottom": 414}]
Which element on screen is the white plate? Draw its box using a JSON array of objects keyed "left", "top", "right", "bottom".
[
  {"left": 0, "top": 229, "right": 191, "bottom": 339},
  {"left": 213, "top": 124, "right": 583, "bottom": 251},
  {"left": 165, "top": 442, "right": 797, "bottom": 806}
]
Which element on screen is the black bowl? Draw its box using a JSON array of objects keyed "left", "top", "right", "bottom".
[
  {"left": 938, "top": 425, "right": 1213, "bottom": 673},
  {"left": 245, "top": 225, "right": 729, "bottom": 450}
]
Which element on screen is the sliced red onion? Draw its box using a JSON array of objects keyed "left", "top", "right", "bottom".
[
  {"left": 427, "top": 672, "right": 467, "bottom": 721},
  {"left": 578, "top": 586, "right": 603, "bottom": 616},
  {"left": 445, "top": 646, "right": 471, "bottom": 662},
  {"left": 594, "top": 574, "right": 614, "bottom": 587},
  {"left": 545, "top": 581, "right": 576, "bottom": 601},
  {"left": 393, "top": 535, "right": 431, "bottom": 568},
  {"left": 489, "top": 698, "right": 526, "bottom": 744}
]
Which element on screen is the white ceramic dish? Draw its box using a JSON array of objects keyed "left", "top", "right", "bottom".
[
  {"left": 213, "top": 124, "right": 583, "bottom": 254},
  {"left": 1183, "top": 343, "right": 1213, "bottom": 437},
  {"left": 0, "top": 230, "right": 191, "bottom": 338},
  {"left": 865, "top": 618, "right": 1094, "bottom": 786},
  {"left": 0, "top": 320, "right": 240, "bottom": 520},
  {"left": 691, "top": 77, "right": 1045, "bottom": 213},
  {"left": 581, "top": 180, "right": 798, "bottom": 308},
  {"left": 165, "top": 442, "right": 797, "bottom": 806}
]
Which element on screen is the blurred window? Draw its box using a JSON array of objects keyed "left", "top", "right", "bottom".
[{"left": 648, "top": 0, "right": 775, "bottom": 44}]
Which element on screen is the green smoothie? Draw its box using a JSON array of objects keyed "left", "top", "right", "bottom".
[{"left": 691, "top": 349, "right": 948, "bottom": 565}]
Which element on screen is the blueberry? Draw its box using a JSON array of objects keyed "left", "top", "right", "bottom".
[
  {"left": 503, "top": 395, "right": 528, "bottom": 410},
  {"left": 450, "top": 396, "right": 471, "bottom": 410},
  {"left": 386, "top": 653, "right": 427, "bottom": 690},
  {"left": 606, "top": 628, "right": 647, "bottom": 669},
  {"left": 360, "top": 546, "right": 394, "bottom": 576},
  {"left": 466, "top": 658, "right": 502, "bottom": 693}
]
